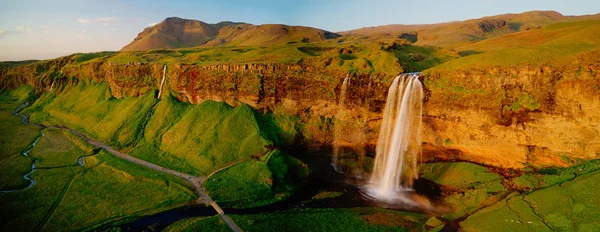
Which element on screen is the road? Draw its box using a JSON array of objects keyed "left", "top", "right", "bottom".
[{"left": 57, "top": 126, "right": 243, "bottom": 232}]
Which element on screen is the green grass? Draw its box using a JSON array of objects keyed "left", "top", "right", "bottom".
[
  {"left": 0, "top": 167, "right": 81, "bottom": 231},
  {"left": 29, "top": 128, "right": 92, "bottom": 168},
  {"left": 0, "top": 101, "right": 41, "bottom": 190},
  {"left": 204, "top": 150, "right": 308, "bottom": 208},
  {"left": 419, "top": 162, "right": 502, "bottom": 188},
  {"left": 165, "top": 208, "right": 428, "bottom": 232},
  {"left": 460, "top": 193, "right": 552, "bottom": 232},
  {"left": 431, "top": 20, "right": 600, "bottom": 70},
  {"left": 0, "top": 144, "right": 195, "bottom": 232},
  {"left": 512, "top": 159, "right": 600, "bottom": 191},
  {"left": 419, "top": 162, "right": 507, "bottom": 220},
  {"left": 155, "top": 100, "right": 272, "bottom": 175},
  {"left": 41, "top": 151, "right": 195, "bottom": 231},
  {"left": 523, "top": 170, "right": 600, "bottom": 231},
  {"left": 461, "top": 167, "right": 600, "bottom": 231},
  {"left": 24, "top": 82, "right": 158, "bottom": 148}
]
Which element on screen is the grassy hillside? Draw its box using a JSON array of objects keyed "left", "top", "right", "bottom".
[
  {"left": 0, "top": 97, "right": 195, "bottom": 231},
  {"left": 341, "top": 11, "right": 599, "bottom": 48},
  {"left": 121, "top": 17, "right": 340, "bottom": 51},
  {"left": 17, "top": 81, "right": 308, "bottom": 206},
  {"left": 428, "top": 19, "right": 600, "bottom": 70}
]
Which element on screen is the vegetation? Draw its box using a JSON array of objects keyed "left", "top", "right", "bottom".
[
  {"left": 204, "top": 150, "right": 308, "bottom": 208},
  {"left": 419, "top": 162, "right": 507, "bottom": 220},
  {"left": 431, "top": 20, "right": 600, "bottom": 70},
  {"left": 419, "top": 162, "right": 502, "bottom": 188},
  {"left": 0, "top": 101, "right": 196, "bottom": 231},
  {"left": 165, "top": 208, "right": 429, "bottom": 232},
  {"left": 14, "top": 82, "right": 309, "bottom": 209},
  {"left": 0, "top": 87, "right": 40, "bottom": 190}
]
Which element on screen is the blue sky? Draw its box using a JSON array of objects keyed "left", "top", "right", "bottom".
[{"left": 0, "top": 0, "right": 598, "bottom": 61}]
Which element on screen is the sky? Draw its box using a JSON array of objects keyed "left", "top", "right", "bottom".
[{"left": 0, "top": 0, "right": 598, "bottom": 61}]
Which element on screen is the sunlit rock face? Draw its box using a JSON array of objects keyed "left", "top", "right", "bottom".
[{"left": 2, "top": 50, "right": 599, "bottom": 169}]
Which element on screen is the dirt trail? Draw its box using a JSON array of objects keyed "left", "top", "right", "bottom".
[{"left": 57, "top": 126, "right": 242, "bottom": 232}]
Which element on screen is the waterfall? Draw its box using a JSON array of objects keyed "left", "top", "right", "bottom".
[
  {"left": 157, "top": 65, "right": 167, "bottom": 99},
  {"left": 367, "top": 73, "right": 423, "bottom": 202},
  {"left": 332, "top": 74, "right": 350, "bottom": 171}
]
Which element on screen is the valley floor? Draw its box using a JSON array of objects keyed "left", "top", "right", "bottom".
[{"left": 1, "top": 89, "right": 599, "bottom": 232}]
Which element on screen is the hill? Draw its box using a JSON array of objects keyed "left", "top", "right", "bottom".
[
  {"left": 341, "top": 11, "right": 600, "bottom": 47},
  {"left": 121, "top": 17, "right": 340, "bottom": 51}
]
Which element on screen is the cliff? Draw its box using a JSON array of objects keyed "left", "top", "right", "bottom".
[{"left": 1, "top": 50, "right": 599, "bottom": 169}]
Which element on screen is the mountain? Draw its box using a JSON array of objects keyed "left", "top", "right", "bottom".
[
  {"left": 340, "top": 11, "right": 600, "bottom": 47},
  {"left": 121, "top": 17, "right": 340, "bottom": 51}
]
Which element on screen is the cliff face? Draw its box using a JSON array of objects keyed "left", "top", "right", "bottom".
[
  {"left": 1, "top": 52, "right": 599, "bottom": 169},
  {"left": 422, "top": 52, "right": 600, "bottom": 168}
]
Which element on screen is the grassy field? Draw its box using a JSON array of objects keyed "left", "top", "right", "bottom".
[
  {"left": 1, "top": 88, "right": 196, "bottom": 231},
  {"left": 428, "top": 20, "right": 600, "bottom": 70},
  {"left": 0, "top": 124, "right": 195, "bottom": 231},
  {"left": 0, "top": 87, "right": 41, "bottom": 191},
  {"left": 204, "top": 150, "right": 308, "bottom": 208},
  {"left": 461, "top": 169, "right": 600, "bottom": 231},
  {"left": 165, "top": 208, "right": 429, "bottom": 232},
  {"left": 418, "top": 162, "right": 507, "bottom": 220},
  {"left": 29, "top": 128, "right": 93, "bottom": 168}
]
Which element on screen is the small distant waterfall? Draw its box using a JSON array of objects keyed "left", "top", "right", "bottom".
[
  {"left": 157, "top": 65, "right": 167, "bottom": 99},
  {"left": 332, "top": 74, "right": 350, "bottom": 171},
  {"left": 367, "top": 73, "right": 423, "bottom": 201}
]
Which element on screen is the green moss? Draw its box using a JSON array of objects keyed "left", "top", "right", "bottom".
[
  {"left": 506, "top": 94, "right": 540, "bottom": 111},
  {"left": 419, "top": 162, "right": 502, "bottom": 188}
]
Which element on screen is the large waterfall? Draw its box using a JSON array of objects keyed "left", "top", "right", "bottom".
[
  {"left": 332, "top": 74, "right": 350, "bottom": 172},
  {"left": 367, "top": 73, "right": 423, "bottom": 202}
]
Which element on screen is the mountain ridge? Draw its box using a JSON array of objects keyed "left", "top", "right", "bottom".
[{"left": 121, "top": 17, "right": 340, "bottom": 51}]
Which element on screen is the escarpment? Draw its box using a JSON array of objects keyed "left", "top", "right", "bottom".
[{"left": 1, "top": 51, "right": 599, "bottom": 169}]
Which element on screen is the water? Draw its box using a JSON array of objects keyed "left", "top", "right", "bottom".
[
  {"left": 111, "top": 150, "right": 442, "bottom": 231},
  {"left": 0, "top": 103, "right": 44, "bottom": 193},
  {"left": 366, "top": 73, "right": 423, "bottom": 203},
  {"left": 158, "top": 64, "right": 167, "bottom": 99},
  {"left": 332, "top": 74, "right": 350, "bottom": 172}
]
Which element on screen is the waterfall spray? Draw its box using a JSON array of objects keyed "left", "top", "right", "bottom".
[
  {"left": 332, "top": 74, "right": 350, "bottom": 172},
  {"left": 366, "top": 73, "right": 423, "bottom": 202}
]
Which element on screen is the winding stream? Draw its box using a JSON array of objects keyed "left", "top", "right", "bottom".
[
  {"left": 0, "top": 103, "right": 44, "bottom": 193},
  {"left": 0, "top": 103, "right": 104, "bottom": 193}
]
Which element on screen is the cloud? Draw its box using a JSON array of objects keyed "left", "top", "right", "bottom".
[
  {"left": 76, "top": 17, "right": 147, "bottom": 26},
  {"left": 96, "top": 17, "right": 118, "bottom": 25},
  {"left": 0, "top": 26, "right": 31, "bottom": 38},
  {"left": 0, "top": 30, "right": 20, "bottom": 38},
  {"left": 77, "top": 18, "right": 90, "bottom": 24},
  {"left": 148, "top": 22, "right": 158, "bottom": 27},
  {"left": 15, "top": 26, "right": 31, "bottom": 32}
]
